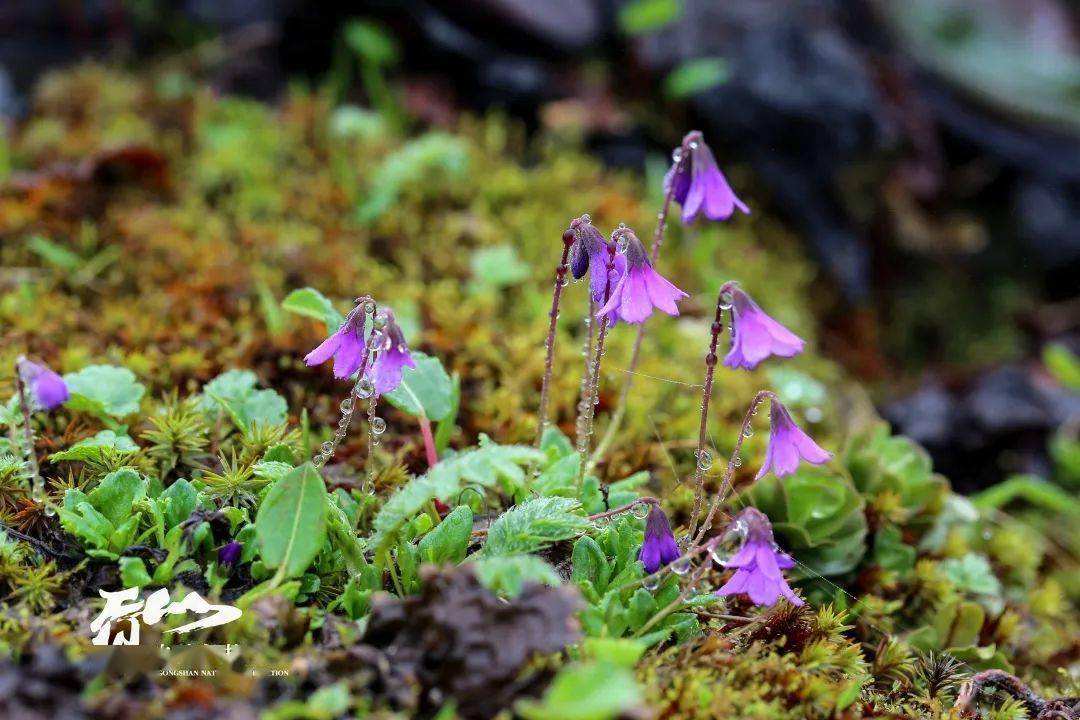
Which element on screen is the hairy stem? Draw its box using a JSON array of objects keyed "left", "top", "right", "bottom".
[
  {"left": 365, "top": 395, "right": 379, "bottom": 489},
  {"left": 688, "top": 282, "right": 733, "bottom": 539},
  {"left": 589, "top": 153, "right": 684, "bottom": 469},
  {"left": 536, "top": 233, "right": 575, "bottom": 446},
  {"left": 576, "top": 245, "right": 616, "bottom": 488},
  {"left": 14, "top": 369, "right": 41, "bottom": 502},
  {"left": 694, "top": 390, "right": 775, "bottom": 545}
]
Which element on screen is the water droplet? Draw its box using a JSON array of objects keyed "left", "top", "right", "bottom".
[
  {"left": 559, "top": 278, "right": 569, "bottom": 287},
  {"left": 43, "top": 505, "right": 56, "bottom": 517},
  {"left": 340, "top": 397, "right": 353, "bottom": 413},
  {"left": 616, "top": 237, "right": 629, "bottom": 254},
  {"left": 742, "top": 426, "right": 753, "bottom": 438},
  {"left": 320, "top": 441, "right": 335, "bottom": 455},
  {"left": 631, "top": 503, "right": 650, "bottom": 520},
  {"left": 672, "top": 147, "right": 683, "bottom": 163},
  {"left": 689, "top": 141, "right": 699, "bottom": 150},
  {"left": 371, "top": 417, "right": 387, "bottom": 435},
  {"left": 697, "top": 449, "right": 713, "bottom": 471},
  {"left": 356, "top": 379, "right": 375, "bottom": 399},
  {"left": 805, "top": 407, "right": 823, "bottom": 423},
  {"left": 671, "top": 556, "right": 692, "bottom": 575},
  {"left": 718, "top": 291, "right": 733, "bottom": 310},
  {"left": 710, "top": 520, "right": 748, "bottom": 565},
  {"left": 733, "top": 456, "right": 743, "bottom": 468},
  {"left": 363, "top": 300, "right": 376, "bottom": 314},
  {"left": 642, "top": 574, "right": 660, "bottom": 591}
]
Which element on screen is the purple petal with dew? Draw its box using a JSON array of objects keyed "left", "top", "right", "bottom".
[{"left": 332, "top": 332, "right": 364, "bottom": 379}]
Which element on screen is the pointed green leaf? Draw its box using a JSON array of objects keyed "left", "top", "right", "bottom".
[{"left": 256, "top": 463, "right": 329, "bottom": 579}]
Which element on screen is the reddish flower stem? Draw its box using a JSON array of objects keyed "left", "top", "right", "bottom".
[
  {"left": 419, "top": 416, "right": 439, "bottom": 468},
  {"left": 536, "top": 231, "right": 575, "bottom": 446},
  {"left": 688, "top": 282, "right": 735, "bottom": 540}
]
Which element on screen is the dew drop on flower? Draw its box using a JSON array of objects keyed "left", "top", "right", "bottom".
[
  {"left": 363, "top": 300, "right": 376, "bottom": 314},
  {"left": 356, "top": 379, "right": 375, "bottom": 399},
  {"left": 711, "top": 519, "right": 748, "bottom": 565},
  {"left": 719, "top": 291, "right": 733, "bottom": 310},
  {"left": 672, "top": 147, "right": 683, "bottom": 163},
  {"left": 371, "top": 417, "right": 387, "bottom": 435}
]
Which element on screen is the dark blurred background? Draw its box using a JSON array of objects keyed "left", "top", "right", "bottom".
[{"left": 1, "top": 0, "right": 1078, "bottom": 491}]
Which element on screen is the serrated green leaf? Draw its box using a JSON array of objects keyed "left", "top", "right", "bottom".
[
  {"left": 255, "top": 463, "right": 329, "bottom": 580},
  {"left": 484, "top": 496, "right": 590, "bottom": 556}
]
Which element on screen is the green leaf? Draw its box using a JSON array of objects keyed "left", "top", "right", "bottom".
[
  {"left": 160, "top": 479, "right": 196, "bottom": 529},
  {"left": 940, "top": 554, "right": 1003, "bottom": 597},
  {"left": 343, "top": 19, "right": 399, "bottom": 65},
  {"left": 355, "top": 133, "right": 468, "bottom": 223},
  {"left": 470, "top": 245, "right": 530, "bottom": 289},
  {"left": 281, "top": 287, "right": 345, "bottom": 331},
  {"left": 484, "top": 497, "right": 590, "bottom": 556},
  {"left": 64, "top": 365, "right": 145, "bottom": 418},
  {"left": 517, "top": 661, "right": 642, "bottom": 720},
  {"left": 873, "top": 526, "right": 916, "bottom": 574},
  {"left": 255, "top": 463, "right": 329, "bottom": 580},
  {"left": 418, "top": 505, "right": 473, "bottom": 565},
  {"left": 1044, "top": 342, "right": 1080, "bottom": 392},
  {"left": 433, "top": 373, "right": 460, "bottom": 454},
  {"left": 533, "top": 453, "right": 581, "bottom": 498},
  {"left": 28, "top": 235, "right": 82, "bottom": 270},
  {"left": 119, "top": 557, "right": 152, "bottom": 588},
  {"left": 617, "top": 0, "right": 683, "bottom": 36},
  {"left": 200, "top": 369, "right": 288, "bottom": 431},
  {"left": 663, "top": 57, "right": 730, "bottom": 99},
  {"left": 471, "top": 554, "right": 561, "bottom": 597},
  {"left": 571, "top": 535, "right": 611, "bottom": 592},
  {"left": 89, "top": 469, "right": 146, "bottom": 527},
  {"left": 49, "top": 430, "right": 138, "bottom": 462},
  {"left": 383, "top": 352, "right": 453, "bottom": 421}
]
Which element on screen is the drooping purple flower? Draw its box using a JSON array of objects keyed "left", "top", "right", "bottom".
[
  {"left": 640, "top": 504, "right": 681, "bottom": 574},
  {"left": 218, "top": 540, "right": 242, "bottom": 568},
  {"left": 305, "top": 304, "right": 367, "bottom": 379},
  {"left": 723, "top": 286, "right": 804, "bottom": 370},
  {"left": 16, "top": 358, "right": 69, "bottom": 410},
  {"left": 665, "top": 130, "right": 749, "bottom": 224},
  {"left": 716, "top": 507, "right": 802, "bottom": 607},
  {"left": 367, "top": 310, "right": 416, "bottom": 395},
  {"left": 756, "top": 399, "right": 832, "bottom": 480},
  {"left": 568, "top": 214, "right": 626, "bottom": 304},
  {"left": 597, "top": 228, "right": 687, "bottom": 325}
]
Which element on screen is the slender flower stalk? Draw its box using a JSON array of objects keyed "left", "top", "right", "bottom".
[
  {"left": 576, "top": 243, "right": 617, "bottom": 487},
  {"left": 536, "top": 228, "right": 576, "bottom": 446},
  {"left": 687, "top": 284, "right": 729, "bottom": 540},
  {"left": 13, "top": 368, "right": 42, "bottom": 503},
  {"left": 588, "top": 147, "right": 684, "bottom": 469},
  {"left": 694, "top": 390, "right": 774, "bottom": 545}
]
